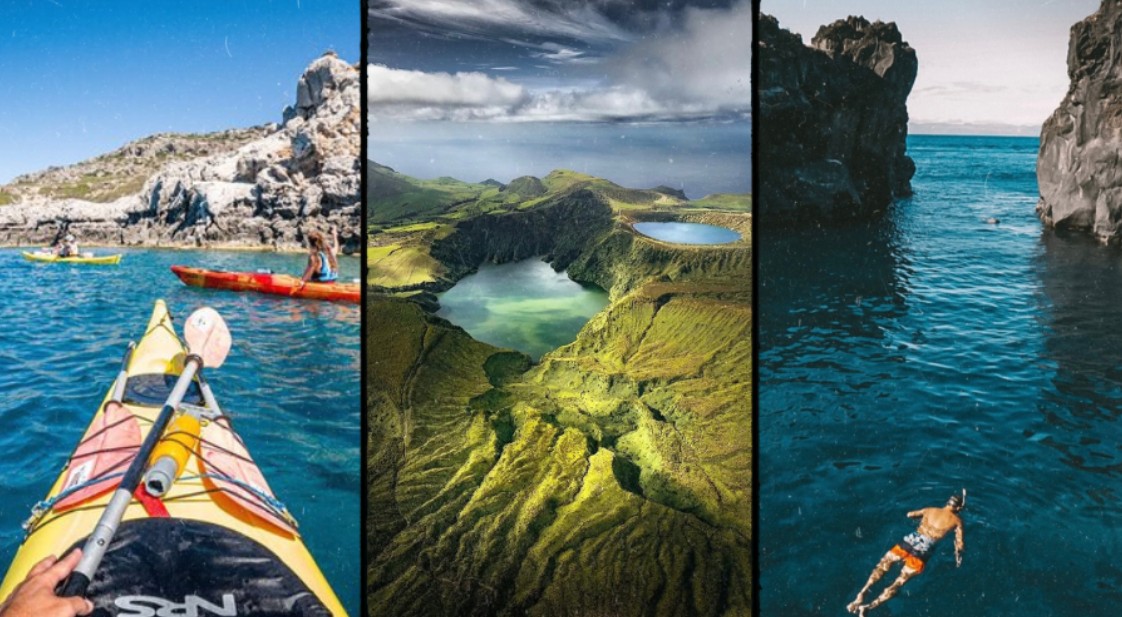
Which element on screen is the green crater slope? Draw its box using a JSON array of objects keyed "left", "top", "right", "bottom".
[{"left": 367, "top": 165, "right": 751, "bottom": 616}]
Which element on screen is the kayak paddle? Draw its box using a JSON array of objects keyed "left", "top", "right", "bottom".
[{"left": 58, "top": 307, "right": 231, "bottom": 597}]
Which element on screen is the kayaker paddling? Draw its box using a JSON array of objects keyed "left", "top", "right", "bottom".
[
  {"left": 297, "top": 227, "right": 339, "bottom": 290},
  {"left": 0, "top": 550, "right": 92, "bottom": 617},
  {"left": 1, "top": 301, "right": 346, "bottom": 614},
  {"left": 170, "top": 264, "right": 360, "bottom": 303},
  {"left": 846, "top": 491, "right": 966, "bottom": 615},
  {"left": 55, "top": 234, "right": 79, "bottom": 258}
]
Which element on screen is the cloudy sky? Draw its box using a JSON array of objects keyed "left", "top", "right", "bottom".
[
  {"left": 368, "top": 0, "right": 751, "bottom": 196},
  {"left": 0, "top": 1, "right": 358, "bottom": 184},
  {"left": 766, "top": 0, "right": 1099, "bottom": 136}
]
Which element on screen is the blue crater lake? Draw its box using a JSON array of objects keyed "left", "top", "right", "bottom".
[
  {"left": 436, "top": 258, "right": 609, "bottom": 361},
  {"left": 633, "top": 221, "right": 740, "bottom": 245},
  {"left": 761, "top": 135, "right": 1122, "bottom": 615},
  {"left": 0, "top": 248, "right": 360, "bottom": 615}
]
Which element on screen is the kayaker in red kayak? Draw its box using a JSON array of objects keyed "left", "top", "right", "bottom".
[{"left": 297, "top": 227, "right": 339, "bottom": 290}]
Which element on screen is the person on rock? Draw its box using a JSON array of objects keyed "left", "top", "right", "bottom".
[
  {"left": 297, "top": 226, "right": 339, "bottom": 289},
  {"left": 846, "top": 491, "right": 966, "bottom": 615}
]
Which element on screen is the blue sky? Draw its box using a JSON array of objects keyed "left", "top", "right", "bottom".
[
  {"left": 0, "top": 1, "right": 359, "bottom": 183},
  {"left": 766, "top": 0, "right": 1099, "bottom": 135}
]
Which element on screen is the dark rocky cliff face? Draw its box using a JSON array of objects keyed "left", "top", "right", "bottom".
[
  {"left": 759, "top": 14, "right": 916, "bottom": 226},
  {"left": 429, "top": 190, "right": 615, "bottom": 281},
  {"left": 1038, "top": 0, "right": 1122, "bottom": 243}
]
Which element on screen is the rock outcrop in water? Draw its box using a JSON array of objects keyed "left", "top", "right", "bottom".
[
  {"left": 0, "top": 53, "right": 360, "bottom": 251},
  {"left": 1037, "top": 0, "right": 1122, "bottom": 243},
  {"left": 759, "top": 14, "right": 916, "bottom": 225}
]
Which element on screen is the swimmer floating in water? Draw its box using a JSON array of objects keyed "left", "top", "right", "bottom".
[{"left": 846, "top": 490, "right": 966, "bottom": 616}]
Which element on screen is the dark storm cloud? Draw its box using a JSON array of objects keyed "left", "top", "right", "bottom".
[
  {"left": 367, "top": 0, "right": 741, "bottom": 70},
  {"left": 368, "top": 0, "right": 739, "bottom": 37},
  {"left": 368, "top": 0, "right": 749, "bottom": 123}
]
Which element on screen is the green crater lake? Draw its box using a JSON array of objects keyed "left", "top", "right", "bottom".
[
  {"left": 436, "top": 259, "right": 609, "bottom": 360},
  {"left": 634, "top": 221, "right": 740, "bottom": 244}
]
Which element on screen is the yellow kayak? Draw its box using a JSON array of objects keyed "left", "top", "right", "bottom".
[
  {"left": 0, "top": 300, "right": 345, "bottom": 615},
  {"left": 22, "top": 251, "right": 123, "bottom": 265}
]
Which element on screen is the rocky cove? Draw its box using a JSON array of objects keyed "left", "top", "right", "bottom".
[
  {"left": 759, "top": 2, "right": 1122, "bottom": 614},
  {"left": 0, "top": 52, "right": 361, "bottom": 252},
  {"left": 366, "top": 165, "right": 751, "bottom": 615}
]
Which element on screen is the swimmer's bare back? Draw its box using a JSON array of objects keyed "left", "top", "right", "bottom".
[{"left": 908, "top": 507, "right": 961, "bottom": 541}]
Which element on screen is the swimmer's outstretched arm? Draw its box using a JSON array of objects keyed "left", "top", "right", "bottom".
[
  {"left": 954, "top": 523, "right": 965, "bottom": 567},
  {"left": 906, "top": 509, "right": 925, "bottom": 518}
]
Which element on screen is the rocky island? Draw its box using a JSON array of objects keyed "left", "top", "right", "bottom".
[
  {"left": 1037, "top": 0, "right": 1122, "bottom": 244},
  {"left": 366, "top": 164, "right": 751, "bottom": 615},
  {"left": 759, "top": 14, "right": 916, "bottom": 226},
  {"left": 0, "top": 52, "right": 360, "bottom": 252}
]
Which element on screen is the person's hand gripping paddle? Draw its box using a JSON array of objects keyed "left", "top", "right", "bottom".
[{"left": 58, "top": 307, "right": 231, "bottom": 598}]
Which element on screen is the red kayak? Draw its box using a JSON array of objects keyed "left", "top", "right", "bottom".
[{"left": 171, "top": 265, "right": 360, "bottom": 304}]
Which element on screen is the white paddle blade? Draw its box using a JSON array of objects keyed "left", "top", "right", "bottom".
[{"left": 184, "top": 307, "right": 232, "bottom": 368}]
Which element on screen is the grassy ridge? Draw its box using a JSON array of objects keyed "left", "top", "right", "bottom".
[
  {"left": 366, "top": 164, "right": 751, "bottom": 616},
  {"left": 0, "top": 129, "right": 270, "bottom": 205}
]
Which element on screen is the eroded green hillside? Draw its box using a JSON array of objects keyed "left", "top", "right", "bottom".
[{"left": 366, "top": 165, "right": 751, "bottom": 616}]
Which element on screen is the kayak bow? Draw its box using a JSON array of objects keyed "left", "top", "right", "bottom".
[{"left": 0, "top": 300, "right": 346, "bottom": 615}]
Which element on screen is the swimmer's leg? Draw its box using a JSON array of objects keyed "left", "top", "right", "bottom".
[
  {"left": 847, "top": 552, "right": 900, "bottom": 613},
  {"left": 859, "top": 564, "right": 920, "bottom": 614}
]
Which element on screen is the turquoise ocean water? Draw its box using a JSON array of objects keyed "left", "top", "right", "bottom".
[
  {"left": 762, "top": 135, "right": 1122, "bottom": 614},
  {"left": 0, "top": 248, "right": 359, "bottom": 615}
]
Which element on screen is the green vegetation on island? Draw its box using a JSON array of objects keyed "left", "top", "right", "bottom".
[
  {"left": 366, "top": 162, "right": 751, "bottom": 616},
  {"left": 0, "top": 129, "right": 272, "bottom": 205}
]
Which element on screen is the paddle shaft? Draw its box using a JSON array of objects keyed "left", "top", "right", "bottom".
[
  {"left": 198, "top": 374, "right": 223, "bottom": 416},
  {"left": 59, "top": 355, "right": 203, "bottom": 597},
  {"left": 109, "top": 343, "right": 136, "bottom": 403}
]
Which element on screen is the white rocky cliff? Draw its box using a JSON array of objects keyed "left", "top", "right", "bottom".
[{"left": 0, "top": 52, "right": 360, "bottom": 251}]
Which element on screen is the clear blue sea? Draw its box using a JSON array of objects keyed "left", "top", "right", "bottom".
[
  {"left": 0, "top": 248, "right": 360, "bottom": 615},
  {"left": 761, "top": 135, "right": 1122, "bottom": 615}
]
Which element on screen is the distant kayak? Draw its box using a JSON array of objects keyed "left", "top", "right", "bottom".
[
  {"left": 171, "top": 265, "right": 360, "bottom": 304},
  {"left": 0, "top": 300, "right": 346, "bottom": 615},
  {"left": 22, "top": 251, "right": 122, "bottom": 265}
]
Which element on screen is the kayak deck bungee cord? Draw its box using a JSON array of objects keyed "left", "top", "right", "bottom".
[{"left": 0, "top": 300, "right": 345, "bottom": 616}]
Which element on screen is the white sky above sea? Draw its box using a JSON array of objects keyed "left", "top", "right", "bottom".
[{"left": 765, "top": 0, "right": 1099, "bottom": 135}]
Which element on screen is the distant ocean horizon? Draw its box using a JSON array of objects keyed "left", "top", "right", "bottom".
[{"left": 368, "top": 120, "right": 750, "bottom": 200}]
